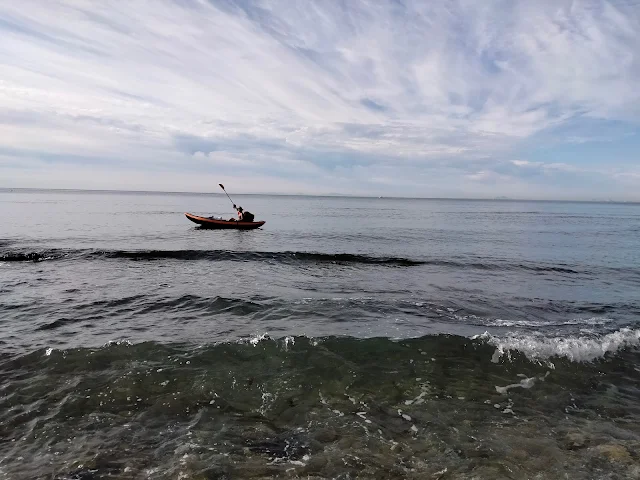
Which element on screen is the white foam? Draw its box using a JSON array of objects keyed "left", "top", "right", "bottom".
[
  {"left": 397, "top": 409, "right": 412, "bottom": 421},
  {"left": 487, "top": 317, "right": 612, "bottom": 328},
  {"left": 355, "top": 411, "right": 371, "bottom": 423},
  {"left": 287, "top": 454, "right": 311, "bottom": 467},
  {"left": 248, "top": 333, "right": 269, "bottom": 346},
  {"left": 495, "top": 372, "right": 549, "bottom": 394},
  {"left": 283, "top": 336, "right": 295, "bottom": 350},
  {"left": 103, "top": 339, "right": 133, "bottom": 347},
  {"left": 477, "top": 328, "right": 640, "bottom": 363}
]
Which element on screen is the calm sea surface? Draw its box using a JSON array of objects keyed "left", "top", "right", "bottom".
[{"left": 1, "top": 189, "right": 640, "bottom": 479}]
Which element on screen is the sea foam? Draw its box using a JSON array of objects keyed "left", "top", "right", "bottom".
[{"left": 476, "top": 327, "right": 640, "bottom": 363}]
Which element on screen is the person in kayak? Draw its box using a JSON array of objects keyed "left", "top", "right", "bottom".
[
  {"left": 231, "top": 204, "right": 254, "bottom": 222},
  {"left": 235, "top": 205, "right": 244, "bottom": 221}
]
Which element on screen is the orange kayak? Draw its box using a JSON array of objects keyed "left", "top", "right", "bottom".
[{"left": 185, "top": 213, "right": 265, "bottom": 229}]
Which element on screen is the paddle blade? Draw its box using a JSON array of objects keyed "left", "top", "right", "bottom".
[{"left": 219, "top": 183, "right": 225, "bottom": 190}]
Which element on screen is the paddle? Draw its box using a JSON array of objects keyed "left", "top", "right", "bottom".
[{"left": 219, "top": 183, "right": 235, "bottom": 208}]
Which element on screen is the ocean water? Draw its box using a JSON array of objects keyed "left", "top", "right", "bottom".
[{"left": 1, "top": 189, "right": 640, "bottom": 479}]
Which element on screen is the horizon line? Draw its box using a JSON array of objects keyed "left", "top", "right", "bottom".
[{"left": 1, "top": 187, "right": 638, "bottom": 204}]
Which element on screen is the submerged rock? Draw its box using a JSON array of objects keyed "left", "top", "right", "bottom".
[
  {"left": 627, "top": 465, "right": 640, "bottom": 479},
  {"left": 312, "top": 428, "right": 339, "bottom": 444},
  {"left": 561, "top": 432, "right": 588, "bottom": 450},
  {"left": 591, "top": 444, "right": 632, "bottom": 463},
  {"left": 302, "top": 454, "right": 328, "bottom": 473}
]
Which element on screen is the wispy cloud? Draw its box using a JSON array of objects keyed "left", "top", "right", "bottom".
[{"left": 0, "top": 0, "right": 639, "bottom": 198}]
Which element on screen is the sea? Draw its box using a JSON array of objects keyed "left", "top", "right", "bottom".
[{"left": 1, "top": 189, "right": 640, "bottom": 479}]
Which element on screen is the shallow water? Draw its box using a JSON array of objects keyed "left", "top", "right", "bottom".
[{"left": 1, "top": 189, "right": 640, "bottom": 479}]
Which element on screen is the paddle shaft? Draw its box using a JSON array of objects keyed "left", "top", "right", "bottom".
[
  {"left": 219, "top": 185, "right": 235, "bottom": 207},
  {"left": 219, "top": 184, "right": 241, "bottom": 219}
]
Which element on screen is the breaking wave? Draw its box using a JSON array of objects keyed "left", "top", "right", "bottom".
[
  {"left": 477, "top": 328, "right": 640, "bottom": 363},
  {"left": 16, "top": 329, "right": 640, "bottom": 370}
]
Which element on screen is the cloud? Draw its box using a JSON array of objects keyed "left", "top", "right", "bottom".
[{"left": 0, "top": 0, "right": 639, "bottom": 199}]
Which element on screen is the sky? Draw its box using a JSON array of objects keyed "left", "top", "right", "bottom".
[{"left": 1, "top": 0, "right": 639, "bottom": 200}]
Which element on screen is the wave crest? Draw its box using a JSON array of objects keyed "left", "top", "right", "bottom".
[{"left": 478, "top": 328, "right": 640, "bottom": 363}]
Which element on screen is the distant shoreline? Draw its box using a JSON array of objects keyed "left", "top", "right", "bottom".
[{"left": 0, "top": 187, "right": 638, "bottom": 204}]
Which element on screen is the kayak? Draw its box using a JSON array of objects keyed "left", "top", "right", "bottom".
[{"left": 185, "top": 213, "right": 265, "bottom": 230}]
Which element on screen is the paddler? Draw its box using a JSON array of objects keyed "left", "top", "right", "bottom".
[
  {"left": 233, "top": 204, "right": 244, "bottom": 221},
  {"left": 232, "top": 204, "right": 254, "bottom": 222}
]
